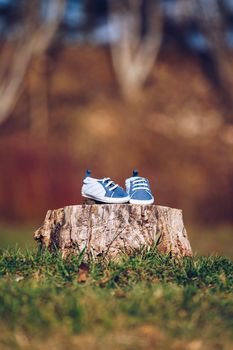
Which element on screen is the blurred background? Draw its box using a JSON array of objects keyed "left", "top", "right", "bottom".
[{"left": 0, "top": 0, "right": 232, "bottom": 257}]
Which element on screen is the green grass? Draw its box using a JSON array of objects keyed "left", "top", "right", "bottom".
[
  {"left": 0, "top": 223, "right": 35, "bottom": 250},
  {"left": 0, "top": 247, "right": 232, "bottom": 350},
  {"left": 188, "top": 224, "right": 233, "bottom": 259}
]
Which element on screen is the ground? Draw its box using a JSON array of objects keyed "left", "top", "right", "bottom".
[{"left": 0, "top": 246, "right": 232, "bottom": 350}]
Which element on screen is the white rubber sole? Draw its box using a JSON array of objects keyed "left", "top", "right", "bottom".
[
  {"left": 82, "top": 193, "right": 129, "bottom": 204},
  {"left": 129, "top": 198, "right": 154, "bottom": 205}
]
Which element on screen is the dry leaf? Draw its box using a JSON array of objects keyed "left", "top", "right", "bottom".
[
  {"left": 187, "top": 340, "right": 203, "bottom": 350},
  {"left": 77, "top": 263, "right": 89, "bottom": 283},
  {"left": 77, "top": 272, "right": 88, "bottom": 283},
  {"left": 114, "top": 290, "right": 126, "bottom": 298}
]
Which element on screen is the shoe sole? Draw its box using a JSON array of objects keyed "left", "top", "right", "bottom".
[
  {"left": 129, "top": 198, "right": 154, "bottom": 205},
  {"left": 82, "top": 193, "right": 129, "bottom": 204}
]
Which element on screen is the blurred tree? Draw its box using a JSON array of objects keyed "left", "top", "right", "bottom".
[
  {"left": 0, "top": 0, "right": 65, "bottom": 133},
  {"left": 0, "top": 0, "right": 233, "bottom": 124},
  {"left": 197, "top": 0, "right": 233, "bottom": 121},
  {"left": 108, "top": 0, "right": 163, "bottom": 101}
]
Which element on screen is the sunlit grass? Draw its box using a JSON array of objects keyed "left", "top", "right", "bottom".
[
  {"left": 0, "top": 223, "right": 36, "bottom": 250},
  {"left": 188, "top": 224, "right": 233, "bottom": 259},
  {"left": 0, "top": 247, "right": 232, "bottom": 350}
]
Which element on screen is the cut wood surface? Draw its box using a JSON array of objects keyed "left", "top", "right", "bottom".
[{"left": 34, "top": 203, "right": 192, "bottom": 260}]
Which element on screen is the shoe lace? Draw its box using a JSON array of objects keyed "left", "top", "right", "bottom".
[
  {"left": 131, "top": 177, "right": 150, "bottom": 191},
  {"left": 102, "top": 177, "right": 118, "bottom": 191}
]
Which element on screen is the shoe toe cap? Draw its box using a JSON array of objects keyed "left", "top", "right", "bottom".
[{"left": 131, "top": 190, "right": 153, "bottom": 201}]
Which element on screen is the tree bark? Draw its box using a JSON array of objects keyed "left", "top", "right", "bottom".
[{"left": 34, "top": 203, "right": 192, "bottom": 260}]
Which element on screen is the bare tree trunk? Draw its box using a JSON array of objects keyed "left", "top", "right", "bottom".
[
  {"left": 0, "top": 0, "right": 65, "bottom": 126},
  {"left": 34, "top": 204, "right": 192, "bottom": 260},
  {"left": 108, "top": 0, "right": 163, "bottom": 101},
  {"left": 197, "top": 0, "right": 233, "bottom": 117}
]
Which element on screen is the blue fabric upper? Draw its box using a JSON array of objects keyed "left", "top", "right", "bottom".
[
  {"left": 98, "top": 179, "right": 128, "bottom": 198},
  {"left": 128, "top": 171, "right": 153, "bottom": 201},
  {"left": 130, "top": 188, "right": 153, "bottom": 200}
]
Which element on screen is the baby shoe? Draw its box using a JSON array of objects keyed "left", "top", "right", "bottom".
[
  {"left": 81, "top": 170, "right": 129, "bottom": 204},
  {"left": 125, "top": 169, "right": 154, "bottom": 204}
]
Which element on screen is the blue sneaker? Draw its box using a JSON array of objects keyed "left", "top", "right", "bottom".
[
  {"left": 81, "top": 170, "right": 129, "bottom": 204},
  {"left": 125, "top": 170, "right": 154, "bottom": 205}
]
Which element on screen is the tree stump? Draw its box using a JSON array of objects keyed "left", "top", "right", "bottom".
[{"left": 34, "top": 203, "right": 192, "bottom": 260}]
